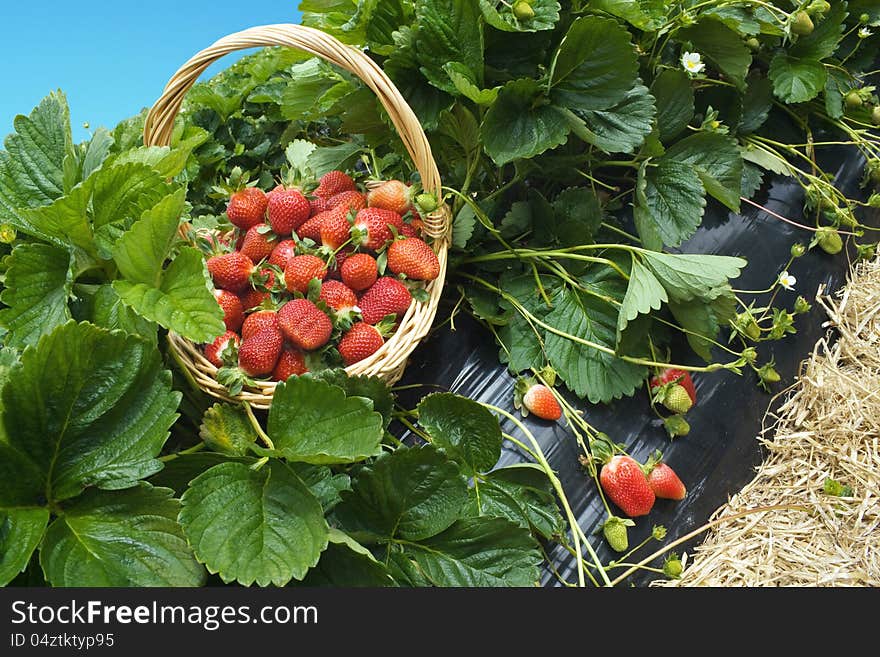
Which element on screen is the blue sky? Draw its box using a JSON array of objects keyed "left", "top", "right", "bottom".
[{"left": 1, "top": 2, "right": 302, "bottom": 143}]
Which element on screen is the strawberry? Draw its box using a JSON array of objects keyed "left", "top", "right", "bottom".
[
  {"left": 367, "top": 179, "right": 413, "bottom": 215},
  {"left": 338, "top": 322, "right": 384, "bottom": 366},
  {"left": 328, "top": 247, "right": 354, "bottom": 280},
  {"left": 386, "top": 237, "right": 440, "bottom": 281},
  {"left": 318, "top": 280, "right": 358, "bottom": 313},
  {"left": 284, "top": 254, "right": 328, "bottom": 294},
  {"left": 399, "top": 223, "right": 420, "bottom": 238},
  {"left": 521, "top": 383, "right": 562, "bottom": 421},
  {"left": 309, "top": 196, "right": 329, "bottom": 216},
  {"left": 297, "top": 208, "right": 335, "bottom": 242},
  {"left": 227, "top": 187, "right": 268, "bottom": 230},
  {"left": 268, "top": 239, "right": 298, "bottom": 269},
  {"left": 320, "top": 211, "right": 353, "bottom": 251},
  {"left": 314, "top": 170, "right": 356, "bottom": 198},
  {"left": 239, "top": 224, "right": 279, "bottom": 263},
  {"left": 351, "top": 208, "right": 401, "bottom": 251},
  {"left": 661, "top": 385, "right": 693, "bottom": 414},
  {"left": 650, "top": 368, "right": 696, "bottom": 404},
  {"left": 204, "top": 330, "right": 240, "bottom": 368},
  {"left": 239, "top": 287, "right": 269, "bottom": 312},
  {"left": 214, "top": 289, "right": 244, "bottom": 332},
  {"left": 278, "top": 299, "right": 333, "bottom": 351},
  {"left": 341, "top": 253, "right": 378, "bottom": 291},
  {"left": 358, "top": 276, "right": 412, "bottom": 324},
  {"left": 644, "top": 454, "right": 687, "bottom": 500},
  {"left": 326, "top": 190, "right": 366, "bottom": 213},
  {"left": 599, "top": 455, "right": 656, "bottom": 518},
  {"left": 241, "top": 310, "right": 279, "bottom": 340},
  {"left": 602, "top": 516, "right": 635, "bottom": 553},
  {"left": 207, "top": 252, "right": 255, "bottom": 292},
  {"left": 272, "top": 346, "right": 308, "bottom": 382},
  {"left": 238, "top": 326, "right": 283, "bottom": 377},
  {"left": 267, "top": 187, "right": 310, "bottom": 235}
]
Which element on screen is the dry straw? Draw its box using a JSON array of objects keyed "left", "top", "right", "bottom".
[
  {"left": 657, "top": 257, "right": 880, "bottom": 586},
  {"left": 143, "top": 25, "right": 451, "bottom": 408}
]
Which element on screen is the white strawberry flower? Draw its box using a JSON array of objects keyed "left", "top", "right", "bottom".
[
  {"left": 778, "top": 270, "right": 797, "bottom": 290},
  {"left": 681, "top": 51, "right": 705, "bottom": 75},
  {"left": 859, "top": 27, "right": 872, "bottom": 39}
]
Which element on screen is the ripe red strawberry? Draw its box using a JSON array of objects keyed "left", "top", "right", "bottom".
[
  {"left": 351, "top": 208, "right": 402, "bottom": 251},
  {"left": 522, "top": 384, "right": 562, "bottom": 421},
  {"left": 326, "top": 190, "right": 366, "bottom": 213},
  {"left": 267, "top": 187, "right": 310, "bottom": 235},
  {"left": 319, "top": 280, "right": 358, "bottom": 312},
  {"left": 239, "top": 224, "right": 279, "bottom": 263},
  {"left": 650, "top": 369, "right": 696, "bottom": 405},
  {"left": 268, "top": 239, "right": 298, "bottom": 269},
  {"left": 238, "top": 326, "right": 283, "bottom": 377},
  {"left": 328, "top": 247, "right": 354, "bottom": 280},
  {"left": 599, "top": 455, "right": 656, "bottom": 518},
  {"left": 242, "top": 310, "right": 279, "bottom": 340},
  {"left": 358, "top": 276, "right": 412, "bottom": 324},
  {"left": 214, "top": 289, "right": 244, "bottom": 332},
  {"left": 272, "top": 346, "right": 308, "bottom": 382},
  {"left": 278, "top": 299, "right": 333, "bottom": 351},
  {"left": 297, "top": 208, "right": 336, "bottom": 242},
  {"left": 284, "top": 254, "right": 328, "bottom": 294},
  {"left": 386, "top": 237, "right": 440, "bottom": 281},
  {"left": 309, "top": 196, "right": 328, "bottom": 216},
  {"left": 227, "top": 187, "right": 268, "bottom": 230},
  {"left": 341, "top": 253, "right": 378, "bottom": 291},
  {"left": 207, "top": 252, "right": 255, "bottom": 292},
  {"left": 239, "top": 287, "right": 269, "bottom": 312},
  {"left": 204, "top": 330, "right": 240, "bottom": 368},
  {"left": 399, "top": 223, "right": 420, "bottom": 238},
  {"left": 367, "top": 179, "right": 413, "bottom": 215},
  {"left": 314, "top": 170, "right": 356, "bottom": 198},
  {"left": 338, "top": 322, "right": 384, "bottom": 366},
  {"left": 320, "top": 211, "right": 352, "bottom": 250},
  {"left": 645, "top": 458, "right": 687, "bottom": 501}
]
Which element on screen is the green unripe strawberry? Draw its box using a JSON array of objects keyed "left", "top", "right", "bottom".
[
  {"left": 0, "top": 224, "right": 16, "bottom": 244},
  {"left": 845, "top": 90, "right": 863, "bottom": 109},
  {"left": 513, "top": 1, "right": 534, "bottom": 20},
  {"left": 872, "top": 106, "right": 880, "bottom": 126},
  {"left": 602, "top": 516, "right": 634, "bottom": 553},
  {"left": 663, "top": 414, "right": 691, "bottom": 438},
  {"left": 662, "top": 384, "right": 693, "bottom": 414},
  {"left": 758, "top": 363, "right": 781, "bottom": 384},
  {"left": 664, "top": 554, "right": 683, "bottom": 579},
  {"left": 860, "top": 13, "right": 870, "bottom": 24},
  {"left": 736, "top": 312, "right": 761, "bottom": 340},
  {"left": 415, "top": 192, "right": 438, "bottom": 214},
  {"left": 791, "top": 243, "right": 806, "bottom": 258},
  {"left": 791, "top": 11, "right": 814, "bottom": 36},
  {"left": 807, "top": 0, "right": 830, "bottom": 15},
  {"left": 816, "top": 226, "right": 843, "bottom": 254},
  {"left": 745, "top": 37, "right": 760, "bottom": 51}
]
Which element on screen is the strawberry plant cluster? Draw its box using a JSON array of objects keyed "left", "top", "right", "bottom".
[{"left": 1, "top": 0, "right": 879, "bottom": 587}]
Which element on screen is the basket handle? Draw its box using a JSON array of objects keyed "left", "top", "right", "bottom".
[{"left": 143, "top": 24, "right": 449, "bottom": 239}]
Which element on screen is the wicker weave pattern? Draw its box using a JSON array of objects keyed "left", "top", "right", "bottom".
[{"left": 144, "top": 24, "right": 450, "bottom": 408}]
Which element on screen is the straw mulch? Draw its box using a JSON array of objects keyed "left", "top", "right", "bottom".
[{"left": 660, "top": 257, "right": 880, "bottom": 587}]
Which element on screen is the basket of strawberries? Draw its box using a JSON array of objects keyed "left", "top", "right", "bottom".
[{"left": 142, "top": 24, "right": 450, "bottom": 408}]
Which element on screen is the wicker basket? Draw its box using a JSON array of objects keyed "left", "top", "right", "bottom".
[{"left": 143, "top": 24, "right": 450, "bottom": 409}]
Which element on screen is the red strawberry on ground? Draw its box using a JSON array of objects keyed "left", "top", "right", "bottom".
[
  {"left": 268, "top": 239, "right": 298, "bottom": 269},
  {"left": 358, "top": 276, "right": 412, "bottom": 324},
  {"left": 517, "top": 382, "right": 562, "bottom": 421},
  {"left": 207, "top": 252, "right": 255, "bottom": 292},
  {"left": 267, "top": 187, "right": 310, "bottom": 235},
  {"left": 338, "top": 322, "right": 385, "bottom": 366},
  {"left": 238, "top": 326, "right": 283, "bottom": 377},
  {"left": 386, "top": 237, "right": 440, "bottom": 281},
  {"left": 227, "top": 187, "right": 268, "bottom": 230},
  {"left": 239, "top": 224, "right": 279, "bottom": 263},
  {"left": 241, "top": 310, "right": 279, "bottom": 340},
  {"left": 214, "top": 289, "right": 244, "bottom": 332},
  {"left": 644, "top": 452, "right": 687, "bottom": 500},
  {"left": 650, "top": 368, "right": 696, "bottom": 406},
  {"left": 351, "top": 208, "right": 401, "bottom": 251},
  {"left": 284, "top": 254, "right": 328, "bottom": 294},
  {"left": 320, "top": 211, "right": 352, "bottom": 251},
  {"left": 326, "top": 190, "right": 366, "bottom": 213},
  {"left": 318, "top": 280, "right": 358, "bottom": 313},
  {"left": 204, "top": 330, "right": 240, "bottom": 368},
  {"left": 599, "top": 455, "right": 656, "bottom": 518},
  {"left": 272, "top": 346, "right": 308, "bottom": 381},
  {"left": 367, "top": 179, "right": 413, "bottom": 215},
  {"left": 314, "top": 170, "right": 356, "bottom": 198},
  {"left": 341, "top": 253, "right": 378, "bottom": 291},
  {"left": 278, "top": 299, "right": 333, "bottom": 351}
]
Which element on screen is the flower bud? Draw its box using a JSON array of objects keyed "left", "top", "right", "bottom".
[{"left": 791, "top": 243, "right": 806, "bottom": 257}]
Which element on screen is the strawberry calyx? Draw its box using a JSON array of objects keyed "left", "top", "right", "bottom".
[
  {"left": 216, "top": 365, "right": 257, "bottom": 397},
  {"left": 640, "top": 449, "right": 664, "bottom": 477}
]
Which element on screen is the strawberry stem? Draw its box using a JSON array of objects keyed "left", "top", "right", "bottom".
[{"left": 242, "top": 401, "right": 275, "bottom": 450}]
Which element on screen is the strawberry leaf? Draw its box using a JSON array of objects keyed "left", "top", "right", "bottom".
[
  {"left": 199, "top": 403, "right": 259, "bottom": 457},
  {"left": 769, "top": 54, "right": 827, "bottom": 104},
  {"left": 651, "top": 69, "right": 695, "bottom": 143},
  {"left": 179, "top": 461, "right": 328, "bottom": 587},
  {"left": 443, "top": 62, "right": 499, "bottom": 105},
  {"left": 413, "top": 0, "right": 484, "bottom": 95},
  {"left": 640, "top": 251, "right": 747, "bottom": 303},
  {"left": 678, "top": 18, "right": 752, "bottom": 89},
  {"left": 87, "top": 284, "right": 158, "bottom": 343},
  {"left": 633, "top": 158, "right": 707, "bottom": 250},
  {"left": 0, "top": 508, "right": 49, "bottom": 587},
  {"left": 418, "top": 393, "right": 502, "bottom": 475},
  {"left": 479, "top": 0, "right": 560, "bottom": 32},
  {"left": 663, "top": 132, "right": 743, "bottom": 212},
  {"left": 569, "top": 82, "right": 656, "bottom": 154},
  {"left": 309, "top": 370, "right": 395, "bottom": 429},
  {"left": 300, "top": 528, "right": 395, "bottom": 587},
  {"left": 618, "top": 256, "right": 668, "bottom": 337},
  {"left": 40, "top": 484, "right": 204, "bottom": 587}
]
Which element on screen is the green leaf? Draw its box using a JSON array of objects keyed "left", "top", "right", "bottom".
[
  {"left": 633, "top": 159, "right": 706, "bottom": 250},
  {"left": 88, "top": 284, "right": 158, "bottom": 342},
  {"left": 41, "top": 484, "right": 205, "bottom": 586},
  {"left": 285, "top": 139, "right": 317, "bottom": 177},
  {"left": 199, "top": 404, "right": 258, "bottom": 457},
  {"left": 179, "top": 461, "right": 328, "bottom": 586},
  {"left": 0, "top": 244, "right": 73, "bottom": 349},
  {"left": 91, "top": 161, "right": 175, "bottom": 231},
  {"left": 664, "top": 132, "right": 743, "bottom": 211},
  {"left": 414, "top": 0, "right": 484, "bottom": 94},
  {"left": 335, "top": 445, "right": 468, "bottom": 542},
  {"left": 0, "top": 321, "right": 180, "bottom": 505},
  {"left": 543, "top": 187, "right": 603, "bottom": 247},
  {"left": 641, "top": 252, "right": 747, "bottom": 303},
  {"left": 403, "top": 517, "right": 541, "bottom": 587},
  {"left": 470, "top": 463, "right": 563, "bottom": 540},
  {"left": 80, "top": 127, "right": 115, "bottom": 181},
  {"left": 544, "top": 285, "right": 647, "bottom": 403},
  {"left": 309, "top": 370, "right": 395, "bottom": 429},
  {"left": 482, "top": 79, "right": 570, "bottom": 166},
  {"left": 288, "top": 463, "right": 350, "bottom": 512},
  {"left": 113, "top": 189, "right": 185, "bottom": 287},
  {"left": 791, "top": 2, "right": 848, "bottom": 60},
  {"left": 651, "top": 69, "right": 694, "bottom": 143},
  {"left": 265, "top": 376, "right": 383, "bottom": 464},
  {"left": 112, "top": 140, "right": 204, "bottom": 180},
  {"left": 678, "top": 19, "right": 751, "bottom": 88},
  {"left": 769, "top": 54, "right": 827, "bottom": 104},
  {"left": 113, "top": 246, "right": 226, "bottom": 343},
  {"left": 21, "top": 181, "right": 96, "bottom": 258},
  {"left": 739, "top": 76, "right": 774, "bottom": 134},
  {"left": 572, "top": 82, "right": 656, "bottom": 154},
  {"left": 701, "top": 5, "right": 761, "bottom": 35},
  {"left": 479, "top": 0, "right": 560, "bottom": 32},
  {"left": 452, "top": 204, "right": 477, "bottom": 248},
  {"left": 496, "top": 271, "right": 557, "bottom": 373},
  {"left": 301, "top": 529, "right": 394, "bottom": 587},
  {"left": 306, "top": 141, "right": 364, "bottom": 178},
  {"left": 0, "top": 508, "right": 49, "bottom": 586},
  {"left": 824, "top": 67, "right": 849, "bottom": 120},
  {"left": 280, "top": 59, "right": 348, "bottom": 121},
  {"left": 618, "top": 256, "right": 668, "bottom": 335},
  {"left": 590, "top": 0, "right": 666, "bottom": 30},
  {"left": 147, "top": 453, "right": 252, "bottom": 495},
  {"left": 550, "top": 15, "right": 639, "bottom": 110},
  {"left": 669, "top": 293, "right": 736, "bottom": 361},
  {"left": 418, "top": 393, "right": 502, "bottom": 475},
  {"left": 443, "top": 62, "right": 499, "bottom": 105}
]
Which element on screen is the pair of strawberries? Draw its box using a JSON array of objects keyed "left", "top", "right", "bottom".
[
  {"left": 600, "top": 452, "right": 686, "bottom": 518},
  {"left": 203, "top": 170, "right": 440, "bottom": 384}
]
